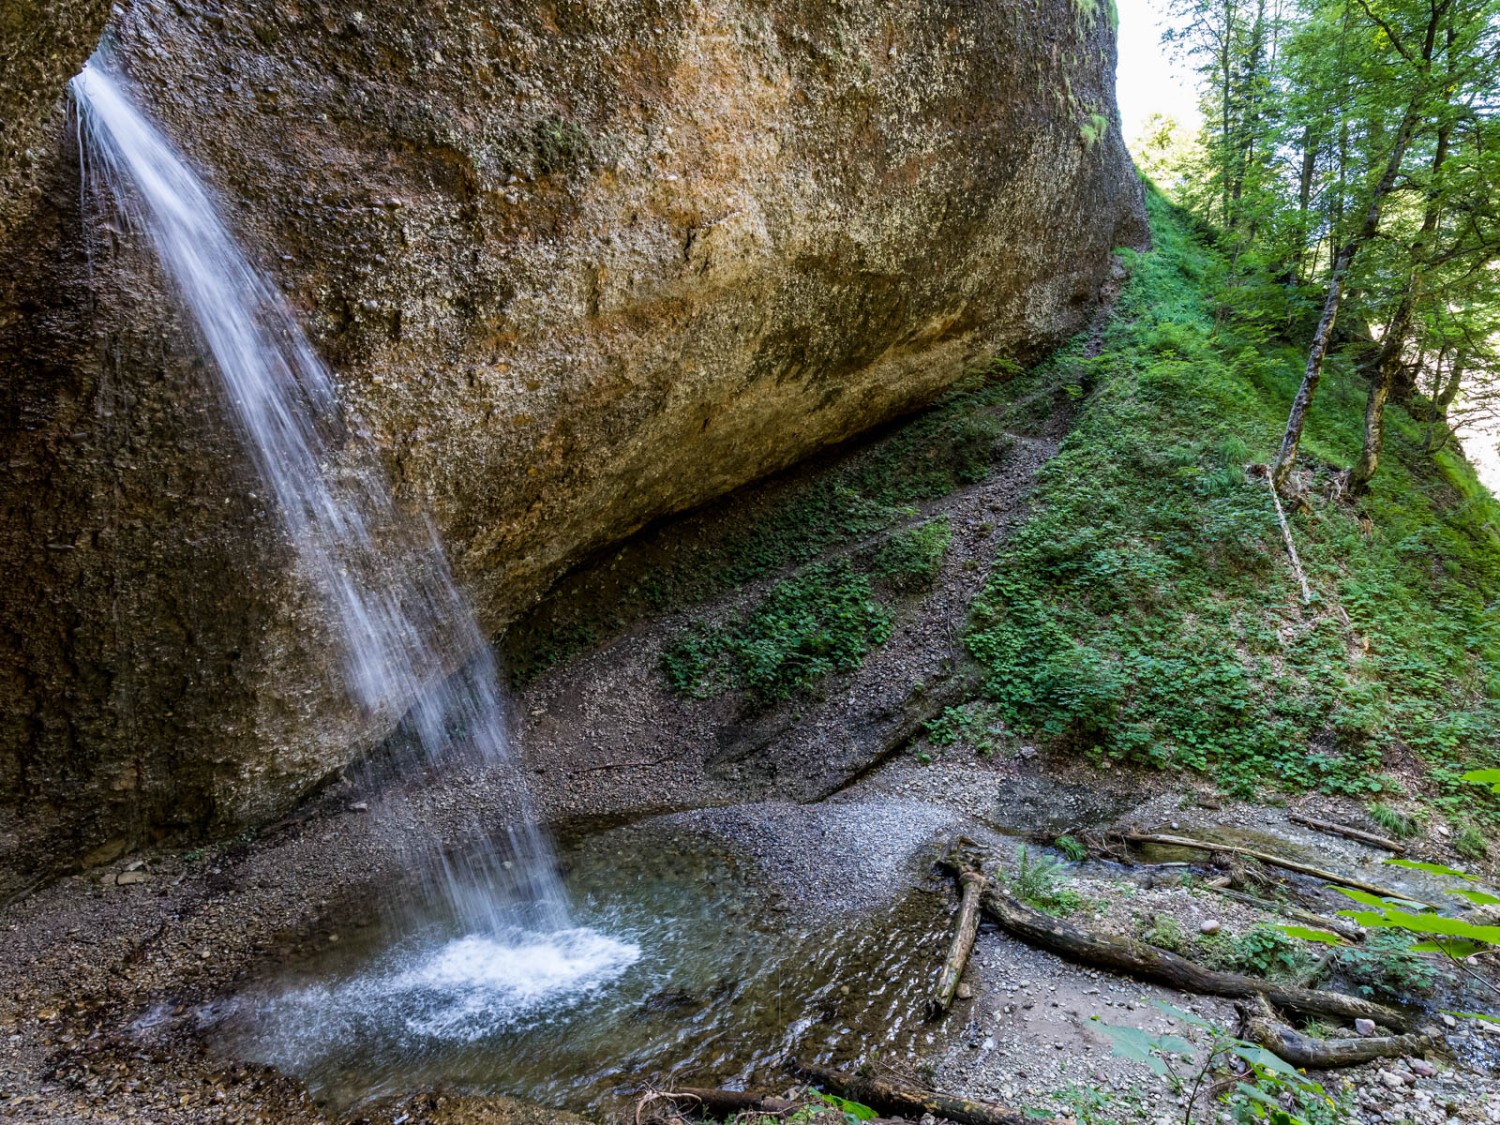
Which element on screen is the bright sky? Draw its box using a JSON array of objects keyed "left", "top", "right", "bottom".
[{"left": 1114, "top": 0, "right": 1203, "bottom": 142}]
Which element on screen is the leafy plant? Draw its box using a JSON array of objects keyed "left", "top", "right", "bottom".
[
  {"left": 1096, "top": 1001, "right": 1336, "bottom": 1125},
  {"left": 1368, "top": 802, "right": 1420, "bottom": 840},
  {"left": 872, "top": 518, "right": 952, "bottom": 593},
  {"left": 1142, "top": 913, "right": 1188, "bottom": 953},
  {"left": 661, "top": 561, "right": 891, "bottom": 700},
  {"left": 1010, "top": 845, "right": 1083, "bottom": 915},
  {"left": 1331, "top": 930, "right": 1440, "bottom": 999},
  {"left": 1455, "top": 821, "right": 1490, "bottom": 861},
  {"left": 813, "top": 1094, "right": 877, "bottom": 1123},
  {"left": 1228, "top": 924, "right": 1313, "bottom": 981},
  {"left": 1056, "top": 834, "right": 1089, "bottom": 862},
  {"left": 1327, "top": 840, "right": 1500, "bottom": 1013}
]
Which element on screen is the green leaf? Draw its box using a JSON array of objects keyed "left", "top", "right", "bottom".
[
  {"left": 1384, "top": 858, "right": 1476, "bottom": 880},
  {"left": 1153, "top": 999, "right": 1215, "bottom": 1029},
  {"left": 1274, "top": 924, "right": 1345, "bottom": 945},
  {"left": 1445, "top": 888, "right": 1500, "bottom": 907},
  {"left": 817, "top": 1094, "right": 877, "bottom": 1121},
  {"left": 1094, "top": 1021, "right": 1194, "bottom": 1074},
  {"left": 1462, "top": 769, "right": 1500, "bottom": 794},
  {"left": 1233, "top": 1083, "right": 1284, "bottom": 1109},
  {"left": 1410, "top": 938, "right": 1487, "bottom": 957},
  {"left": 1443, "top": 1011, "right": 1500, "bottom": 1025},
  {"left": 1328, "top": 887, "right": 1388, "bottom": 908},
  {"left": 1227, "top": 1043, "right": 1317, "bottom": 1084},
  {"left": 1371, "top": 907, "right": 1500, "bottom": 945}
]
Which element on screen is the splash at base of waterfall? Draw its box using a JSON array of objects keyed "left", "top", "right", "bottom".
[{"left": 242, "top": 927, "right": 640, "bottom": 1060}]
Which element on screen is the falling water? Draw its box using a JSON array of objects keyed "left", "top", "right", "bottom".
[{"left": 69, "top": 55, "right": 610, "bottom": 983}]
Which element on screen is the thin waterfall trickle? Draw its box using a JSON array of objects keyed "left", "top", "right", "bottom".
[{"left": 70, "top": 57, "right": 568, "bottom": 936}]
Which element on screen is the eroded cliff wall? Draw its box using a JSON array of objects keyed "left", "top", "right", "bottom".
[{"left": 0, "top": 0, "right": 1145, "bottom": 875}]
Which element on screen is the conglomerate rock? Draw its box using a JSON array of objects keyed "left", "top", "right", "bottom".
[{"left": 0, "top": 0, "right": 1146, "bottom": 879}]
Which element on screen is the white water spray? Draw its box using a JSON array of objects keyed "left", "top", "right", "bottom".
[{"left": 70, "top": 57, "right": 567, "bottom": 936}]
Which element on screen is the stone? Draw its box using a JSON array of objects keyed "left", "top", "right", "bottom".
[
  {"left": 956, "top": 983, "right": 974, "bottom": 1001},
  {"left": 1356, "top": 1018, "right": 1378, "bottom": 1037},
  {"left": 1199, "top": 919, "right": 1221, "bottom": 935},
  {"left": 113, "top": 869, "right": 150, "bottom": 886},
  {"left": 0, "top": 0, "right": 1146, "bottom": 879},
  {"left": 1410, "top": 1059, "right": 1436, "bottom": 1078},
  {"left": 1441, "top": 1014, "right": 1458, "bottom": 1028},
  {"left": 1380, "top": 1071, "right": 1407, "bottom": 1090}
]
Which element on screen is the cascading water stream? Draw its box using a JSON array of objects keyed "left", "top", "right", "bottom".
[{"left": 70, "top": 57, "right": 637, "bottom": 1013}]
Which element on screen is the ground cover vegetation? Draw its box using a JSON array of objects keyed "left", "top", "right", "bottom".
[{"left": 952, "top": 187, "right": 1500, "bottom": 828}]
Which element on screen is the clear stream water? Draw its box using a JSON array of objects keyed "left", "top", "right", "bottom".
[
  {"left": 214, "top": 820, "right": 949, "bottom": 1112},
  {"left": 72, "top": 52, "right": 636, "bottom": 1048}
]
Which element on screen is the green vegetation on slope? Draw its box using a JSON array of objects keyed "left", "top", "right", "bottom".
[
  {"left": 962, "top": 187, "right": 1500, "bottom": 824},
  {"left": 507, "top": 356, "right": 1058, "bottom": 685}
]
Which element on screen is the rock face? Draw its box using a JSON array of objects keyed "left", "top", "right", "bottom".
[{"left": 0, "top": 0, "right": 1145, "bottom": 875}]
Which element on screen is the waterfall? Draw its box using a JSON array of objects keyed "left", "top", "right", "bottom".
[{"left": 70, "top": 57, "right": 568, "bottom": 937}]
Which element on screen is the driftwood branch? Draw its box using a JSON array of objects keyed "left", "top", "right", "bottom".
[
  {"left": 662, "top": 1089, "right": 797, "bottom": 1118},
  {"left": 1199, "top": 884, "right": 1364, "bottom": 941},
  {"left": 1241, "top": 1011, "right": 1437, "bottom": 1069},
  {"left": 935, "top": 856, "right": 1409, "bottom": 1031},
  {"left": 1287, "top": 813, "right": 1405, "bottom": 854},
  {"left": 928, "top": 845, "right": 986, "bottom": 1020},
  {"left": 1123, "top": 832, "right": 1439, "bottom": 908},
  {"left": 790, "top": 1062, "right": 1028, "bottom": 1125}
]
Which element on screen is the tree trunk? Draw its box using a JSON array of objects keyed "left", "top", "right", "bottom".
[
  {"left": 1287, "top": 812, "right": 1404, "bottom": 853},
  {"left": 1271, "top": 5, "right": 1443, "bottom": 491},
  {"left": 933, "top": 855, "right": 1410, "bottom": 1030},
  {"left": 1242, "top": 1012, "right": 1437, "bottom": 1068},
  {"left": 1199, "top": 883, "right": 1365, "bottom": 941},
  {"left": 928, "top": 868, "right": 985, "bottom": 1019},
  {"left": 1351, "top": 105, "right": 1453, "bottom": 494},
  {"left": 790, "top": 1062, "right": 1031, "bottom": 1125},
  {"left": 1122, "top": 831, "right": 1441, "bottom": 906}
]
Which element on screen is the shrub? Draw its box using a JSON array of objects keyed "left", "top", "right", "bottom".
[
  {"left": 1141, "top": 913, "right": 1187, "bottom": 952},
  {"left": 1368, "top": 802, "right": 1420, "bottom": 839},
  {"left": 1455, "top": 821, "right": 1490, "bottom": 861}
]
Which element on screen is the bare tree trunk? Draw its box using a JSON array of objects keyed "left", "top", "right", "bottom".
[
  {"left": 1350, "top": 88, "right": 1454, "bottom": 494},
  {"left": 1271, "top": 88, "right": 1431, "bottom": 490}
]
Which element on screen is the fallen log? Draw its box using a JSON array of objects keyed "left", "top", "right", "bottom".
[
  {"left": 789, "top": 1061, "right": 1029, "bottom": 1125},
  {"left": 1287, "top": 813, "right": 1405, "bottom": 854},
  {"left": 1242, "top": 1012, "right": 1436, "bottom": 1069},
  {"left": 662, "top": 1088, "right": 796, "bottom": 1118},
  {"left": 934, "top": 856, "right": 1409, "bottom": 1031},
  {"left": 1122, "top": 832, "right": 1439, "bottom": 908},
  {"left": 1199, "top": 884, "right": 1364, "bottom": 941},
  {"left": 928, "top": 866, "right": 985, "bottom": 1020}
]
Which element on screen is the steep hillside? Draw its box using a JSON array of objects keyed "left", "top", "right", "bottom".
[{"left": 953, "top": 187, "right": 1500, "bottom": 842}]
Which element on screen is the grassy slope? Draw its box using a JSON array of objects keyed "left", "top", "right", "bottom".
[{"left": 962, "top": 186, "right": 1500, "bottom": 829}]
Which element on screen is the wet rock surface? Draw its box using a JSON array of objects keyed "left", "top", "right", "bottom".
[{"left": 1, "top": 0, "right": 1146, "bottom": 874}]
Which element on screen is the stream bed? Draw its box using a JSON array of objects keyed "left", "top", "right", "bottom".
[{"left": 212, "top": 815, "right": 954, "bottom": 1114}]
